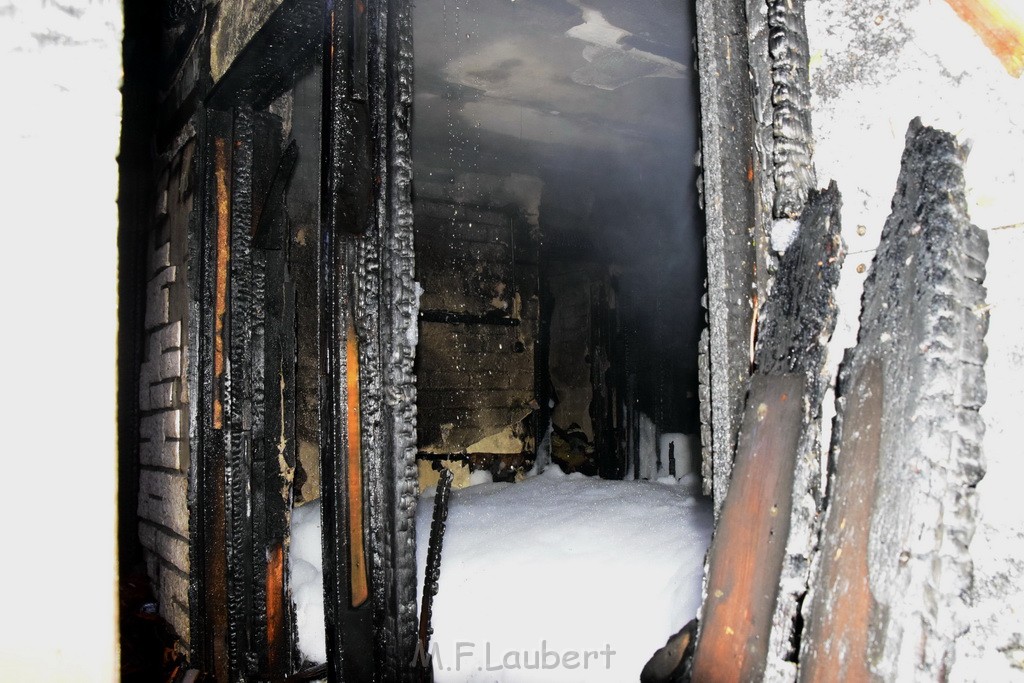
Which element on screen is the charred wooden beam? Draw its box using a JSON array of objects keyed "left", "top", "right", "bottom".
[
  {"left": 252, "top": 111, "right": 298, "bottom": 680},
  {"left": 798, "top": 360, "right": 881, "bottom": 682},
  {"left": 191, "top": 108, "right": 235, "bottom": 679},
  {"left": 320, "top": 0, "right": 371, "bottom": 676},
  {"left": 206, "top": 0, "right": 322, "bottom": 111},
  {"left": 799, "top": 120, "right": 989, "bottom": 680},
  {"left": 694, "top": 0, "right": 761, "bottom": 512},
  {"left": 756, "top": 183, "right": 844, "bottom": 678},
  {"left": 225, "top": 105, "right": 256, "bottom": 682}
]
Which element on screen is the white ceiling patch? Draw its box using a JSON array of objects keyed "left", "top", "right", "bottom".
[{"left": 565, "top": 1, "right": 686, "bottom": 90}]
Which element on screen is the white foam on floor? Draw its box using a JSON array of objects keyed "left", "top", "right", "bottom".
[{"left": 291, "top": 467, "right": 713, "bottom": 681}]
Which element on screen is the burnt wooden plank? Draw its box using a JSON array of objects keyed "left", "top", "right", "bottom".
[
  {"left": 320, "top": 0, "right": 359, "bottom": 674},
  {"left": 799, "top": 120, "right": 989, "bottom": 680},
  {"left": 691, "top": 183, "right": 844, "bottom": 680},
  {"left": 691, "top": 374, "right": 804, "bottom": 683},
  {"left": 192, "top": 108, "right": 234, "bottom": 678},
  {"left": 319, "top": 67, "right": 349, "bottom": 679},
  {"left": 226, "top": 105, "right": 256, "bottom": 680},
  {"left": 756, "top": 182, "right": 844, "bottom": 675},
  {"left": 248, "top": 109, "right": 280, "bottom": 677},
  {"left": 206, "top": 0, "right": 322, "bottom": 111},
  {"left": 799, "top": 360, "right": 881, "bottom": 682},
  {"left": 694, "top": 0, "right": 761, "bottom": 510}
]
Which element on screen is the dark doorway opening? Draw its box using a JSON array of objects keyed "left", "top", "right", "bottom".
[{"left": 411, "top": 0, "right": 706, "bottom": 485}]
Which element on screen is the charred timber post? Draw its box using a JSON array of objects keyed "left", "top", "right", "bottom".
[
  {"left": 692, "top": 184, "right": 844, "bottom": 680},
  {"left": 694, "top": 0, "right": 760, "bottom": 513},
  {"left": 799, "top": 121, "right": 989, "bottom": 680},
  {"left": 690, "top": 374, "right": 804, "bottom": 682},
  {"left": 225, "top": 106, "right": 256, "bottom": 682},
  {"left": 320, "top": 1, "right": 353, "bottom": 678},
  {"left": 798, "top": 360, "right": 882, "bottom": 682}
]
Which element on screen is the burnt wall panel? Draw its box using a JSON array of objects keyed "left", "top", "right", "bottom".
[{"left": 414, "top": 199, "right": 540, "bottom": 458}]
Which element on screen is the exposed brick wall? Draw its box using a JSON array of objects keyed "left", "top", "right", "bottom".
[{"left": 138, "top": 136, "right": 195, "bottom": 647}]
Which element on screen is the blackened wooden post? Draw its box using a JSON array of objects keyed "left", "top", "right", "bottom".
[
  {"left": 195, "top": 107, "right": 235, "bottom": 680},
  {"left": 253, "top": 117, "right": 297, "bottom": 679},
  {"left": 320, "top": 0, "right": 353, "bottom": 678},
  {"left": 320, "top": 0, "right": 420, "bottom": 678},
  {"left": 226, "top": 105, "right": 256, "bottom": 682}
]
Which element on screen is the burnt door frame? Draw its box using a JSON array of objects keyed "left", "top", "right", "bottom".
[
  {"left": 191, "top": 0, "right": 322, "bottom": 676},
  {"left": 693, "top": 0, "right": 816, "bottom": 515},
  {"left": 188, "top": 0, "right": 419, "bottom": 679},
  {"left": 318, "top": 0, "right": 419, "bottom": 679}
]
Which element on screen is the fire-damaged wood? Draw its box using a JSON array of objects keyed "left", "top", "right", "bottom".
[
  {"left": 195, "top": 91, "right": 302, "bottom": 683},
  {"left": 251, "top": 110, "right": 297, "bottom": 679},
  {"left": 225, "top": 105, "right": 256, "bottom": 682},
  {"left": 799, "top": 120, "right": 989, "bottom": 681},
  {"left": 416, "top": 467, "right": 454, "bottom": 680},
  {"left": 319, "top": 0, "right": 421, "bottom": 678},
  {"left": 690, "top": 374, "right": 805, "bottom": 683},
  {"left": 192, "top": 108, "right": 235, "bottom": 679},
  {"left": 758, "top": 184, "right": 844, "bottom": 678},
  {"left": 319, "top": 0, "right": 358, "bottom": 676},
  {"left": 692, "top": 184, "right": 844, "bottom": 680},
  {"left": 206, "top": 0, "right": 322, "bottom": 111},
  {"left": 694, "top": 0, "right": 761, "bottom": 514},
  {"left": 414, "top": 199, "right": 541, "bottom": 462},
  {"left": 798, "top": 360, "right": 881, "bottom": 682}
]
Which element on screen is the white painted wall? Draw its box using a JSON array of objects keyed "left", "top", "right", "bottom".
[
  {"left": 805, "top": 1, "right": 1024, "bottom": 678},
  {"left": 0, "top": 1, "right": 121, "bottom": 679}
]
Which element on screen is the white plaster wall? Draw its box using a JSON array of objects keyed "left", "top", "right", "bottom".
[
  {"left": 805, "top": 0, "right": 1024, "bottom": 678},
  {"left": 0, "top": 1, "right": 121, "bottom": 679}
]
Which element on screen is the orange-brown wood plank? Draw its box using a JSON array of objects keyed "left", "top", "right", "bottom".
[
  {"left": 945, "top": 0, "right": 1024, "bottom": 77},
  {"left": 213, "top": 136, "right": 231, "bottom": 429},
  {"left": 691, "top": 374, "right": 804, "bottom": 683},
  {"left": 265, "top": 541, "right": 286, "bottom": 673},
  {"left": 346, "top": 316, "right": 369, "bottom": 608},
  {"left": 799, "top": 360, "right": 883, "bottom": 683}
]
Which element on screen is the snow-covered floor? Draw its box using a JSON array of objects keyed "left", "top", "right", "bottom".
[{"left": 290, "top": 467, "right": 713, "bottom": 681}]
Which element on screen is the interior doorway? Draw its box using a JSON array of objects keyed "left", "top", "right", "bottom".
[{"left": 411, "top": 0, "right": 706, "bottom": 484}]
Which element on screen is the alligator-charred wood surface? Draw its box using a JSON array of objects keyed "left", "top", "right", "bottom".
[
  {"left": 799, "top": 119, "right": 989, "bottom": 681},
  {"left": 756, "top": 183, "right": 844, "bottom": 678}
]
